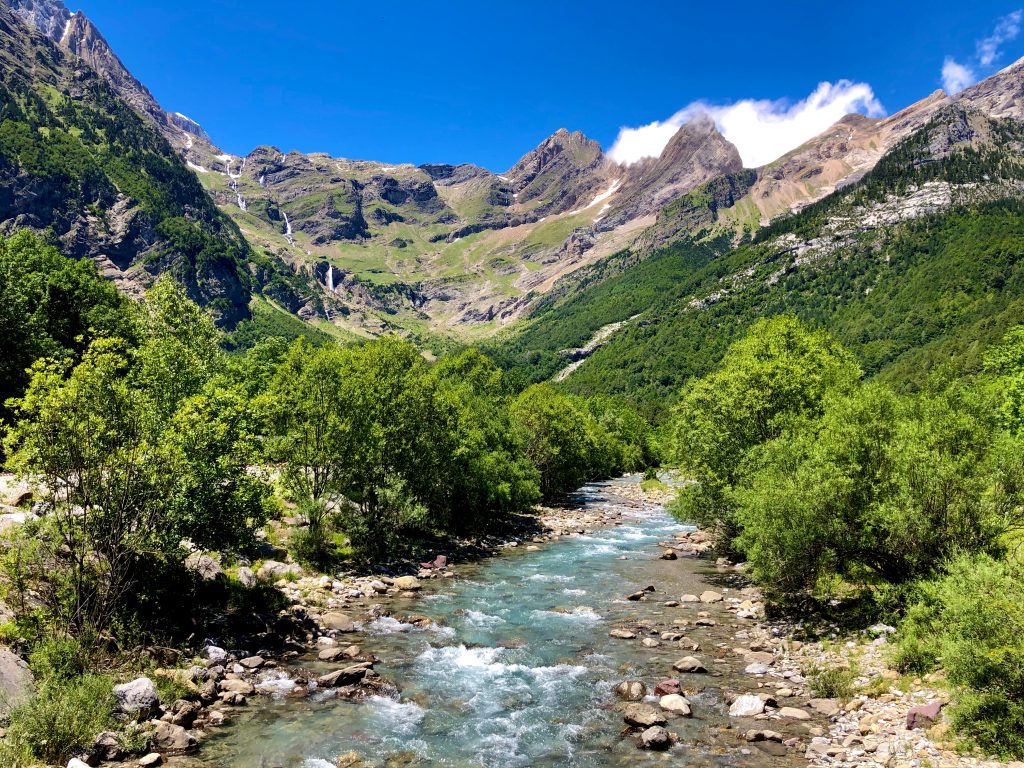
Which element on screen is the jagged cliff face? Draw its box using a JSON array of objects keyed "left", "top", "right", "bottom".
[{"left": 0, "top": 1, "right": 323, "bottom": 327}]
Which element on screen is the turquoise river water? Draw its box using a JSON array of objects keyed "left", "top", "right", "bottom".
[{"left": 197, "top": 477, "right": 804, "bottom": 768}]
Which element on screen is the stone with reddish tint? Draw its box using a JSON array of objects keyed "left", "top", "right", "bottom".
[
  {"left": 906, "top": 701, "right": 943, "bottom": 730},
  {"left": 654, "top": 679, "right": 681, "bottom": 696}
]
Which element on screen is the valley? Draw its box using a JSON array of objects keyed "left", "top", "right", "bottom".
[{"left": 4, "top": 2, "right": 1024, "bottom": 767}]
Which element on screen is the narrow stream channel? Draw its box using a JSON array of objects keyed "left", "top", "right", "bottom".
[{"left": 198, "top": 477, "right": 805, "bottom": 768}]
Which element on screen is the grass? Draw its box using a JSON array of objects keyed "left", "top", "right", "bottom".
[{"left": 808, "top": 662, "right": 859, "bottom": 699}]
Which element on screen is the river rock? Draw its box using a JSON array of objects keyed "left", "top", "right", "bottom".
[
  {"left": 239, "top": 655, "right": 265, "bottom": 669},
  {"left": 202, "top": 646, "right": 228, "bottom": 665},
  {"left": 729, "top": 694, "right": 767, "bottom": 717},
  {"left": 151, "top": 721, "right": 197, "bottom": 753},
  {"left": 318, "top": 663, "right": 372, "bottom": 688},
  {"left": 67, "top": 760, "right": 91, "bottom": 768},
  {"left": 93, "top": 731, "right": 122, "bottom": 761},
  {"left": 778, "top": 706, "right": 811, "bottom": 720},
  {"left": 114, "top": 677, "right": 160, "bottom": 717},
  {"left": 393, "top": 576, "right": 420, "bottom": 591},
  {"left": 139, "top": 754, "right": 163, "bottom": 767},
  {"left": 808, "top": 697, "right": 841, "bottom": 716},
  {"left": 623, "top": 703, "right": 667, "bottom": 728},
  {"left": 699, "top": 590, "right": 723, "bottom": 603},
  {"left": 745, "top": 729, "right": 784, "bottom": 743},
  {"left": 614, "top": 680, "right": 647, "bottom": 701},
  {"left": 659, "top": 694, "right": 691, "bottom": 717},
  {"left": 218, "top": 678, "right": 254, "bottom": 695},
  {"left": 906, "top": 700, "right": 943, "bottom": 729},
  {"left": 319, "top": 645, "right": 360, "bottom": 662},
  {"left": 672, "top": 656, "right": 707, "bottom": 673},
  {"left": 235, "top": 567, "right": 256, "bottom": 588},
  {"left": 257, "top": 560, "right": 302, "bottom": 580},
  {"left": 185, "top": 553, "right": 222, "bottom": 581},
  {"left": 336, "top": 752, "right": 372, "bottom": 768},
  {"left": 321, "top": 612, "right": 357, "bottom": 632},
  {"left": 609, "top": 629, "right": 636, "bottom": 639},
  {"left": 0, "top": 647, "right": 32, "bottom": 716},
  {"left": 641, "top": 638, "right": 660, "bottom": 648},
  {"left": 680, "top": 594, "right": 700, "bottom": 602},
  {"left": 639, "top": 725, "right": 672, "bottom": 750},
  {"left": 654, "top": 679, "right": 681, "bottom": 696},
  {"left": 660, "top": 549, "right": 677, "bottom": 560}
]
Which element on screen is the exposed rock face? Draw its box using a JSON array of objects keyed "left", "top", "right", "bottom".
[
  {"left": 0, "top": 647, "right": 32, "bottom": 716},
  {"left": 958, "top": 56, "right": 1024, "bottom": 121},
  {"left": 507, "top": 128, "right": 615, "bottom": 215},
  {"left": 605, "top": 115, "right": 744, "bottom": 229}
]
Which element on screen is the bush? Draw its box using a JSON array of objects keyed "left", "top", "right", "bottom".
[
  {"left": 0, "top": 673, "right": 115, "bottom": 766},
  {"left": 899, "top": 554, "right": 1024, "bottom": 757},
  {"left": 808, "top": 664, "right": 857, "bottom": 699}
]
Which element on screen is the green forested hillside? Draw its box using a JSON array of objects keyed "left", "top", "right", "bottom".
[{"left": 496, "top": 107, "right": 1024, "bottom": 419}]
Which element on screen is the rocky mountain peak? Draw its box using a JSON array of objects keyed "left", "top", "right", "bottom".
[
  {"left": 505, "top": 128, "right": 609, "bottom": 215},
  {"left": 7, "top": 0, "right": 70, "bottom": 42}
]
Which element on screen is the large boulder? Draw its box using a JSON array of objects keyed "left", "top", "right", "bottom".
[
  {"left": 393, "top": 576, "right": 420, "bottom": 591},
  {"left": 672, "top": 656, "right": 707, "bottom": 673},
  {"left": 256, "top": 560, "right": 302, "bottom": 580},
  {"left": 218, "top": 678, "right": 255, "bottom": 696},
  {"left": 184, "top": 553, "right": 222, "bottom": 581},
  {"left": 729, "top": 694, "right": 767, "bottom": 718},
  {"left": 623, "top": 703, "right": 667, "bottom": 728},
  {"left": 150, "top": 720, "right": 197, "bottom": 753},
  {"left": 113, "top": 677, "right": 160, "bottom": 717},
  {"left": 320, "top": 612, "right": 357, "bottom": 632},
  {"left": 906, "top": 701, "right": 943, "bottom": 730},
  {"left": 0, "top": 647, "right": 33, "bottom": 716},
  {"left": 611, "top": 679, "right": 645, "bottom": 700},
  {"left": 659, "top": 694, "right": 692, "bottom": 717},
  {"left": 639, "top": 725, "right": 672, "bottom": 750}
]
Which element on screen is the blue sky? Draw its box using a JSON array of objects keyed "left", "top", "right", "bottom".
[{"left": 74, "top": 0, "right": 1024, "bottom": 170}]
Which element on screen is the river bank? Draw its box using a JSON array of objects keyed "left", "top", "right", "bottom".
[{"left": 24, "top": 475, "right": 1021, "bottom": 768}]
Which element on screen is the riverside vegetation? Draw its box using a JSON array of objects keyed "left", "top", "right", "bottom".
[
  {"left": 0, "top": 230, "right": 656, "bottom": 766},
  {"left": 5, "top": 226, "right": 1024, "bottom": 764}
]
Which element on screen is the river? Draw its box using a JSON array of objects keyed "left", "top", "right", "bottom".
[{"left": 197, "top": 476, "right": 805, "bottom": 768}]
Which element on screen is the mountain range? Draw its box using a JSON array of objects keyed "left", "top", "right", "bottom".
[{"left": 3, "top": 0, "right": 1024, "bottom": 364}]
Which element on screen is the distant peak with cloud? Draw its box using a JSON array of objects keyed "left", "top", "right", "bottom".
[
  {"left": 608, "top": 80, "right": 885, "bottom": 169},
  {"left": 942, "top": 10, "right": 1022, "bottom": 93}
]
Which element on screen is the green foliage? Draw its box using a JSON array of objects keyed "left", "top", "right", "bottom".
[
  {"left": 667, "top": 317, "right": 860, "bottom": 547},
  {"left": 3, "top": 282, "right": 267, "bottom": 634},
  {"left": 0, "top": 672, "right": 115, "bottom": 767},
  {"left": 0, "top": 230, "right": 131, "bottom": 433},
  {"left": 509, "top": 385, "right": 619, "bottom": 500},
  {"left": 899, "top": 554, "right": 1024, "bottom": 757},
  {"left": 735, "top": 380, "right": 1024, "bottom": 601},
  {"left": 808, "top": 664, "right": 858, "bottom": 699}
]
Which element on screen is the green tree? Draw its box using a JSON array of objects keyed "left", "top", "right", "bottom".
[
  {"left": 510, "top": 385, "right": 617, "bottom": 500},
  {"left": 668, "top": 316, "right": 861, "bottom": 548},
  {"left": 430, "top": 349, "right": 540, "bottom": 530},
  {"left": 735, "top": 382, "right": 1024, "bottom": 601}
]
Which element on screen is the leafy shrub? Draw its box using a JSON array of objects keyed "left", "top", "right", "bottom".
[
  {"left": 899, "top": 554, "right": 1024, "bottom": 757},
  {"left": 0, "top": 673, "right": 114, "bottom": 766},
  {"left": 808, "top": 664, "right": 857, "bottom": 699}
]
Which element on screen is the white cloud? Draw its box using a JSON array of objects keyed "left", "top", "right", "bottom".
[
  {"left": 978, "top": 10, "right": 1022, "bottom": 67},
  {"left": 942, "top": 57, "right": 976, "bottom": 93},
  {"left": 608, "top": 80, "right": 885, "bottom": 169},
  {"left": 940, "top": 10, "right": 1022, "bottom": 93}
]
